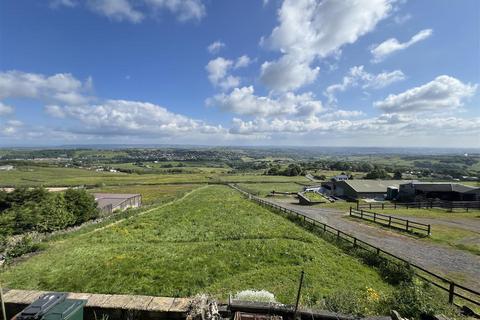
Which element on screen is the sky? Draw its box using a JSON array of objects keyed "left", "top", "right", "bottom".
[{"left": 0, "top": 0, "right": 479, "bottom": 147}]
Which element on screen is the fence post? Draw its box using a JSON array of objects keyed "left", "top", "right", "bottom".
[
  {"left": 349, "top": 207, "right": 352, "bottom": 216},
  {"left": 373, "top": 212, "right": 376, "bottom": 222},
  {"left": 406, "top": 220, "right": 409, "bottom": 232},
  {"left": 356, "top": 200, "right": 359, "bottom": 210},
  {"left": 369, "top": 203, "right": 372, "bottom": 210},
  {"left": 360, "top": 209, "right": 363, "bottom": 219},
  {"left": 324, "top": 224, "right": 326, "bottom": 232},
  {"left": 337, "top": 230, "right": 340, "bottom": 239},
  {"left": 388, "top": 216, "right": 392, "bottom": 227},
  {"left": 448, "top": 282, "right": 455, "bottom": 304},
  {"left": 353, "top": 237, "right": 357, "bottom": 247},
  {"left": 428, "top": 224, "right": 431, "bottom": 236}
]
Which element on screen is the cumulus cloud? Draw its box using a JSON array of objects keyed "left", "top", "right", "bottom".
[
  {"left": 207, "top": 41, "right": 226, "bottom": 54},
  {"left": 52, "top": 0, "right": 205, "bottom": 23},
  {"left": 47, "top": 100, "right": 225, "bottom": 136},
  {"left": 260, "top": 0, "right": 393, "bottom": 91},
  {"left": 206, "top": 56, "right": 251, "bottom": 91},
  {"left": 206, "top": 86, "right": 323, "bottom": 118},
  {"left": 0, "top": 120, "right": 23, "bottom": 136},
  {"left": 0, "top": 102, "right": 14, "bottom": 116},
  {"left": 0, "top": 70, "right": 91, "bottom": 105},
  {"left": 87, "top": 0, "right": 144, "bottom": 23},
  {"left": 371, "top": 29, "right": 433, "bottom": 63},
  {"left": 374, "top": 75, "right": 477, "bottom": 113},
  {"left": 325, "top": 65, "right": 405, "bottom": 104}
]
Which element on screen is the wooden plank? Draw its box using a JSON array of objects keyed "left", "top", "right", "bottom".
[
  {"left": 124, "top": 295, "right": 154, "bottom": 310},
  {"left": 146, "top": 297, "right": 175, "bottom": 312},
  {"left": 102, "top": 294, "right": 133, "bottom": 309},
  {"left": 84, "top": 294, "right": 113, "bottom": 308},
  {"left": 168, "top": 297, "right": 191, "bottom": 312}
]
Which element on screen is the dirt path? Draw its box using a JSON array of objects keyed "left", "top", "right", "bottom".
[{"left": 265, "top": 197, "right": 480, "bottom": 289}]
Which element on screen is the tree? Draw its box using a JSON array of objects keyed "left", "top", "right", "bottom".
[
  {"left": 64, "top": 189, "right": 99, "bottom": 224},
  {"left": 365, "top": 168, "right": 391, "bottom": 180},
  {"left": 393, "top": 170, "right": 403, "bottom": 179},
  {"left": 36, "top": 193, "right": 75, "bottom": 233}
]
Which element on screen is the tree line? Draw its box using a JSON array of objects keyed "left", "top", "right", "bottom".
[{"left": 0, "top": 187, "right": 99, "bottom": 237}]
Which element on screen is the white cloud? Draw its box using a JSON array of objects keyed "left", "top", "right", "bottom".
[
  {"left": 325, "top": 65, "right": 405, "bottom": 104},
  {"left": 50, "top": 0, "right": 77, "bottom": 8},
  {"left": 0, "top": 119, "right": 23, "bottom": 136},
  {"left": 53, "top": 0, "right": 205, "bottom": 23},
  {"left": 87, "top": 0, "right": 144, "bottom": 23},
  {"left": 48, "top": 100, "right": 225, "bottom": 136},
  {"left": 0, "top": 70, "right": 91, "bottom": 105},
  {"left": 235, "top": 55, "right": 252, "bottom": 69},
  {"left": 146, "top": 0, "right": 205, "bottom": 22},
  {"left": 371, "top": 29, "right": 433, "bottom": 63},
  {"left": 229, "top": 114, "right": 480, "bottom": 142},
  {"left": 207, "top": 41, "right": 226, "bottom": 54},
  {"left": 205, "top": 57, "right": 248, "bottom": 91},
  {"left": 0, "top": 102, "right": 14, "bottom": 116},
  {"left": 374, "top": 75, "right": 477, "bottom": 113},
  {"left": 393, "top": 13, "right": 411, "bottom": 24},
  {"left": 260, "top": 0, "right": 393, "bottom": 91},
  {"left": 206, "top": 86, "right": 323, "bottom": 118}
]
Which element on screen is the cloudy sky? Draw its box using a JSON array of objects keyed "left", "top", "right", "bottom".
[{"left": 0, "top": 0, "right": 479, "bottom": 147}]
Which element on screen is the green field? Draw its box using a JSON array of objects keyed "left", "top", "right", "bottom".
[
  {"left": 1, "top": 185, "right": 393, "bottom": 309},
  {"left": 0, "top": 166, "right": 310, "bottom": 187},
  {"left": 90, "top": 184, "right": 201, "bottom": 205},
  {"left": 236, "top": 182, "right": 303, "bottom": 196}
]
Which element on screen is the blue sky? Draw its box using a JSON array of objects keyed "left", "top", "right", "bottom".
[{"left": 0, "top": 0, "right": 479, "bottom": 147}]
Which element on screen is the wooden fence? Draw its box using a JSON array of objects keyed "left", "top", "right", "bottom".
[
  {"left": 358, "top": 200, "right": 480, "bottom": 211},
  {"left": 349, "top": 207, "right": 431, "bottom": 236},
  {"left": 229, "top": 184, "right": 480, "bottom": 310}
]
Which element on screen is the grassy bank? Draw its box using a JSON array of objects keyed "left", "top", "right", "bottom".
[{"left": 1, "top": 185, "right": 392, "bottom": 307}]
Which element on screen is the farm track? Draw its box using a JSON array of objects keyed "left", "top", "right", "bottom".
[{"left": 263, "top": 197, "right": 480, "bottom": 289}]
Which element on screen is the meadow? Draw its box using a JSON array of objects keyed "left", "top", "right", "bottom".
[
  {"left": 0, "top": 166, "right": 310, "bottom": 187},
  {"left": 1, "top": 185, "right": 393, "bottom": 309},
  {"left": 236, "top": 182, "right": 304, "bottom": 196}
]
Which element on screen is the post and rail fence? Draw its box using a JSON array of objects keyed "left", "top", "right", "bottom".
[
  {"left": 357, "top": 200, "right": 480, "bottom": 211},
  {"left": 349, "top": 207, "right": 431, "bottom": 236},
  {"left": 229, "top": 184, "right": 480, "bottom": 310}
]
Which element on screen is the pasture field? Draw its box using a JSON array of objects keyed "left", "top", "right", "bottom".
[
  {"left": 1, "top": 185, "right": 393, "bottom": 309},
  {"left": 0, "top": 166, "right": 310, "bottom": 187},
  {"left": 90, "top": 184, "right": 201, "bottom": 205},
  {"left": 236, "top": 182, "right": 303, "bottom": 196}
]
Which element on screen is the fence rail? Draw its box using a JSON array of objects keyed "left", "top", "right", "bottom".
[
  {"left": 349, "top": 208, "right": 431, "bottom": 236},
  {"left": 358, "top": 200, "right": 480, "bottom": 211},
  {"left": 229, "top": 184, "right": 480, "bottom": 309}
]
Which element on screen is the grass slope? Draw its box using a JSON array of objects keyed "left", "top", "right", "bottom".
[{"left": 0, "top": 185, "right": 392, "bottom": 305}]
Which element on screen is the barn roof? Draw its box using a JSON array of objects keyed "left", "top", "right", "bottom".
[{"left": 342, "top": 180, "right": 413, "bottom": 193}]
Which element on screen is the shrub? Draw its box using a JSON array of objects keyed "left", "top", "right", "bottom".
[
  {"left": 234, "top": 290, "right": 276, "bottom": 303},
  {"left": 379, "top": 261, "right": 414, "bottom": 285},
  {"left": 64, "top": 189, "right": 99, "bottom": 224},
  {"left": 5, "top": 236, "right": 45, "bottom": 259}
]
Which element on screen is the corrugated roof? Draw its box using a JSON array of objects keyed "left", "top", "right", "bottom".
[
  {"left": 343, "top": 180, "right": 413, "bottom": 193},
  {"left": 409, "top": 182, "right": 478, "bottom": 193}
]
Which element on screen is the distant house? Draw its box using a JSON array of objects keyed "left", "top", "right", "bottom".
[
  {"left": 322, "top": 179, "right": 413, "bottom": 200},
  {"left": 398, "top": 182, "right": 480, "bottom": 202},
  {"left": 93, "top": 193, "right": 142, "bottom": 214},
  {"left": 0, "top": 165, "right": 14, "bottom": 171},
  {"left": 331, "top": 174, "right": 349, "bottom": 182}
]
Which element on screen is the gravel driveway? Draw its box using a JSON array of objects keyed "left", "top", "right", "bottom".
[{"left": 264, "top": 197, "right": 480, "bottom": 289}]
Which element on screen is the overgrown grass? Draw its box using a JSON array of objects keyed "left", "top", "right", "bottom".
[
  {"left": 1, "top": 185, "right": 393, "bottom": 310},
  {"left": 89, "top": 184, "right": 200, "bottom": 205}
]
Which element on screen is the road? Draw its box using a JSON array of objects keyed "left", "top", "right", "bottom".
[{"left": 264, "top": 196, "right": 480, "bottom": 289}]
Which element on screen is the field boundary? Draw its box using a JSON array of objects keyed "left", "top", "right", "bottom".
[
  {"left": 349, "top": 207, "right": 431, "bottom": 236},
  {"left": 358, "top": 200, "right": 480, "bottom": 211},
  {"left": 229, "top": 184, "right": 480, "bottom": 309}
]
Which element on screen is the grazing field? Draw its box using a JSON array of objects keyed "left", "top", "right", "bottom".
[
  {"left": 1, "top": 185, "right": 393, "bottom": 308},
  {"left": 0, "top": 166, "right": 310, "bottom": 187},
  {"left": 236, "top": 182, "right": 303, "bottom": 196},
  {"left": 89, "top": 184, "right": 201, "bottom": 205}
]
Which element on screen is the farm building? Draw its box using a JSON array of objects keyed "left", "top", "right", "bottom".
[
  {"left": 93, "top": 193, "right": 142, "bottom": 214},
  {"left": 398, "top": 182, "right": 480, "bottom": 202},
  {"left": 322, "top": 179, "right": 412, "bottom": 200}
]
